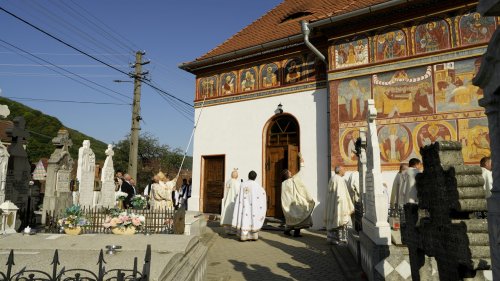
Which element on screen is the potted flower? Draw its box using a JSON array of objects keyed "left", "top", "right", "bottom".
[
  {"left": 58, "top": 205, "right": 88, "bottom": 235},
  {"left": 115, "top": 191, "right": 128, "bottom": 209},
  {"left": 103, "top": 208, "right": 145, "bottom": 235},
  {"left": 131, "top": 195, "right": 147, "bottom": 210}
]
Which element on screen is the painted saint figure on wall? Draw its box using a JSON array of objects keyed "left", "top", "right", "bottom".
[
  {"left": 459, "top": 12, "right": 496, "bottom": 46},
  {"left": 241, "top": 69, "right": 256, "bottom": 91},
  {"left": 284, "top": 58, "right": 302, "bottom": 84},
  {"left": 415, "top": 20, "right": 450, "bottom": 54},
  {"left": 334, "top": 37, "right": 369, "bottom": 69},
  {"left": 414, "top": 121, "right": 456, "bottom": 151},
  {"left": 335, "top": 76, "right": 371, "bottom": 122},
  {"left": 199, "top": 76, "right": 217, "bottom": 98},
  {"left": 378, "top": 124, "right": 412, "bottom": 163},
  {"left": 458, "top": 118, "right": 490, "bottom": 163},
  {"left": 261, "top": 63, "right": 279, "bottom": 88},
  {"left": 376, "top": 30, "right": 406, "bottom": 62},
  {"left": 220, "top": 73, "right": 236, "bottom": 95}
]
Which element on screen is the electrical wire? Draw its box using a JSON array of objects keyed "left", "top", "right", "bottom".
[
  {"left": 5, "top": 96, "right": 131, "bottom": 106},
  {"left": 0, "top": 39, "right": 131, "bottom": 103}
]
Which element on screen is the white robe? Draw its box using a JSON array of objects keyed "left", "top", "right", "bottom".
[
  {"left": 221, "top": 178, "right": 240, "bottom": 226},
  {"left": 403, "top": 167, "right": 420, "bottom": 204},
  {"left": 482, "top": 167, "right": 493, "bottom": 199},
  {"left": 281, "top": 166, "right": 315, "bottom": 228},
  {"left": 324, "top": 174, "right": 354, "bottom": 230},
  {"left": 231, "top": 180, "right": 267, "bottom": 241},
  {"left": 390, "top": 172, "right": 406, "bottom": 207},
  {"left": 346, "top": 171, "right": 360, "bottom": 203}
]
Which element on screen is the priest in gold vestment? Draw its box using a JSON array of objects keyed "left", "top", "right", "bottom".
[
  {"left": 151, "top": 171, "right": 178, "bottom": 210},
  {"left": 280, "top": 156, "right": 315, "bottom": 237}
]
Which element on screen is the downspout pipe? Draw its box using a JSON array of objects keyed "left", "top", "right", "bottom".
[
  {"left": 300, "top": 20, "right": 326, "bottom": 63},
  {"left": 300, "top": 20, "right": 331, "bottom": 180}
]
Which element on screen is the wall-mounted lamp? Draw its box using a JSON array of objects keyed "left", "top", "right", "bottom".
[{"left": 274, "top": 103, "right": 283, "bottom": 114}]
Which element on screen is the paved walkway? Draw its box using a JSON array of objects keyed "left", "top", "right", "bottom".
[{"left": 202, "top": 221, "right": 349, "bottom": 281}]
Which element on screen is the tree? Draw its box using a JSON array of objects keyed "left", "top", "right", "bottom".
[{"left": 112, "top": 132, "right": 192, "bottom": 191}]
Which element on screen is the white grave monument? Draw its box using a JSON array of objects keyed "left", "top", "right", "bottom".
[
  {"left": 76, "top": 140, "right": 96, "bottom": 207},
  {"left": 100, "top": 144, "right": 115, "bottom": 208},
  {"left": 0, "top": 101, "right": 9, "bottom": 204}
]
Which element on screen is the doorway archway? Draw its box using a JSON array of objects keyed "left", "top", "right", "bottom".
[{"left": 263, "top": 114, "right": 300, "bottom": 218}]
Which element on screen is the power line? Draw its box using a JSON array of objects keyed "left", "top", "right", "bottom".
[
  {"left": 5, "top": 96, "right": 131, "bottom": 106},
  {"left": 0, "top": 63, "right": 128, "bottom": 68},
  {"left": 0, "top": 72, "right": 121, "bottom": 78},
  {"left": 0, "top": 39, "right": 131, "bottom": 102},
  {"left": 0, "top": 51, "right": 130, "bottom": 56},
  {"left": 1, "top": 5, "right": 194, "bottom": 110},
  {"left": 0, "top": 6, "right": 131, "bottom": 77}
]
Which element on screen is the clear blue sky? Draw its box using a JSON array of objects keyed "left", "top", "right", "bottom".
[{"left": 0, "top": 0, "right": 282, "bottom": 153}]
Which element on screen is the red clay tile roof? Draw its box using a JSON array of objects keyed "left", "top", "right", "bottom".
[{"left": 195, "top": 0, "right": 391, "bottom": 61}]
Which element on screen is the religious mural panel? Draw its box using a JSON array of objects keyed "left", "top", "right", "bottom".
[
  {"left": 373, "top": 65, "right": 434, "bottom": 118},
  {"left": 305, "top": 54, "right": 326, "bottom": 81},
  {"left": 220, "top": 72, "right": 236, "bottom": 95},
  {"left": 377, "top": 123, "right": 413, "bottom": 164},
  {"left": 414, "top": 19, "right": 451, "bottom": 54},
  {"left": 284, "top": 57, "right": 304, "bottom": 84},
  {"left": 458, "top": 12, "right": 496, "bottom": 46},
  {"left": 375, "top": 29, "right": 407, "bottom": 62},
  {"left": 198, "top": 76, "right": 218, "bottom": 98},
  {"left": 458, "top": 118, "right": 490, "bottom": 163},
  {"left": 412, "top": 120, "right": 457, "bottom": 156},
  {"left": 261, "top": 63, "right": 280, "bottom": 88},
  {"left": 334, "top": 76, "right": 371, "bottom": 122},
  {"left": 334, "top": 36, "right": 369, "bottom": 69},
  {"left": 240, "top": 68, "right": 257, "bottom": 92},
  {"left": 339, "top": 127, "right": 361, "bottom": 165},
  {"left": 434, "top": 57, "right": 483, "bottom": 112}
]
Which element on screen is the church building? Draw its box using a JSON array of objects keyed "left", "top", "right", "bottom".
[{"left": 180, "top": 0, "right": 495, "bottom": 228}]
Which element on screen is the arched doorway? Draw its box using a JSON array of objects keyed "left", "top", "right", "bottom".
[{"left": 263, "top": 114, "right": 300, "bottom": 218}]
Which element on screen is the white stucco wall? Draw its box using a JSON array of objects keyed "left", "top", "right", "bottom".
[{"left": 190, "top": 88, "right": 329, "bottom": 229}]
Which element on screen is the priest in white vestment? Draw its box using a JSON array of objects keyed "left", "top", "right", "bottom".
[
  {"left": 403, "top": 158, "right": 422, "bottom": 204},
  {"left": 324, "top": 166, "right": 354, "bottom": 244},
  {"left": 281, "top": 156, "right": 315, "bottom": 237},
  {"left": 221, "top": 169, "right": 240, "bottom": 234},
  {"left": 231, "top": 171, "right": 267, "bottom": 241},
  {"left": 390, "top": 163, "right": 408, "bottom": 208},
  {"left": 152, "top": 171, "right": 178, "bottom": 210},
  {"left": 480, "top": 156, "right": 493, "bottom": 199}
]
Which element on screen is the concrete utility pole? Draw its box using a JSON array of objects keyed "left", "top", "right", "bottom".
[{"left": 128, "top": 51, "right": 149, "bottom": 180}]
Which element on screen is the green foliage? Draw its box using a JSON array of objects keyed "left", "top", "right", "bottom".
[
  {"left": 112, "top": 132, "right": 192, "bottom": 189},
  {"left": 0, "top": 97, "right": 107, "bottom": 162}
]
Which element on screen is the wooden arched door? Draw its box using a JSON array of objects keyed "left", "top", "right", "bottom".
[{"left": 264, "top": 114, "right": 300, "bottom": 218}]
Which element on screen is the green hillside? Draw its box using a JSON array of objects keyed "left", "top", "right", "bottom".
[{"left": 0, "top": 97, "right": 107, "bottom": 163}]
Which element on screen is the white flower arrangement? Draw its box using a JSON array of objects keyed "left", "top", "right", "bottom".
[{"left": 115, "top": 191, "right": 128, "bottom": 201}]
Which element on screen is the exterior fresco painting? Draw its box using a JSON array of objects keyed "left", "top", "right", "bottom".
[
  {"left": 375, "top": 29, "right": 407, "bottom": 62},
  {"left": 458, "top": 118, "right": 490, "bottom": 163},
  {"left": 334, "top": 76, "right": 371, "bottom": 122},
  {"left": 220, "top": 72, "right": 236, "bottom": 95},
  {"left": 434, "top": 57, "right": 483, "bottom": 112},
  {"left": 284, "top": 57, "right": 304, "bottom": 84},
  {"left": 414, "top": 19, "right": 451, "bottom": 54},
  {"left": 373, "top": 66, "right": 434, "bottom": 118},
  {"left": 261, "top": 63, "right": 280, "bottom": 88},
  {"left": 458, "top": 12, "right": 496, "bottom": 46},
  {"left": 240, "top": 68, "right": 257, "bottom": 92},
  {"left": 334, "top": 36, "right": 369, "bottom": 69}
]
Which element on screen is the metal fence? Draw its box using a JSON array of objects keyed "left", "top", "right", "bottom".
[
  {"left": 45, "top": 207, "right": 176, "bottom": 234},
  {"left": 0, "top": 245, "right": 151, "bottom": 281}
]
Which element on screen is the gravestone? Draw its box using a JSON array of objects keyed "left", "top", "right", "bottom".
[
  {"left": 100, "top": 144, "right": 115, "bottom": 208},
  {"left": 41, "top": 129, "right": 73, "bottom": 223},
  {"left": 473, "top": 2, "right": 500, "bottom": 278},
  {"left": 5, "top": 117, "right": 30, "bottom": 214},
  {"left": 401, "top": 141, "right": 490, "bottom": 280},
  {"left": 357, "top": 100, "right": 399, "bottom": 281},
  {"left": 0, "top": 141, "right": 9, "bottom": 204},
  {"left": 76, "top": 140, "right": 96, "bottom": 207}
]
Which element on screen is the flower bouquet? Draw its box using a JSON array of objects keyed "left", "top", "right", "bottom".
[
  {"left": 131, "top": 195, "right": 147, "bottom": 209},
  {"left": 58, "top": 205, "right": 88, "bottom": 235},
  {"left": 115, "top": 191, "right": 128, "bottom": 209},
  {"left": 103, "top": 208, "right": 145, "bottom": 235}
]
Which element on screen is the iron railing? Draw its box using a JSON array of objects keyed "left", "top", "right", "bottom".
[{"left": 0, "top": 245, "right": 151, "bottom": 281}]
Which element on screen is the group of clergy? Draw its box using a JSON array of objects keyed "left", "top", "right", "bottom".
[{"left": 221, "top": 154, "right": 355, "bottom": 244}]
